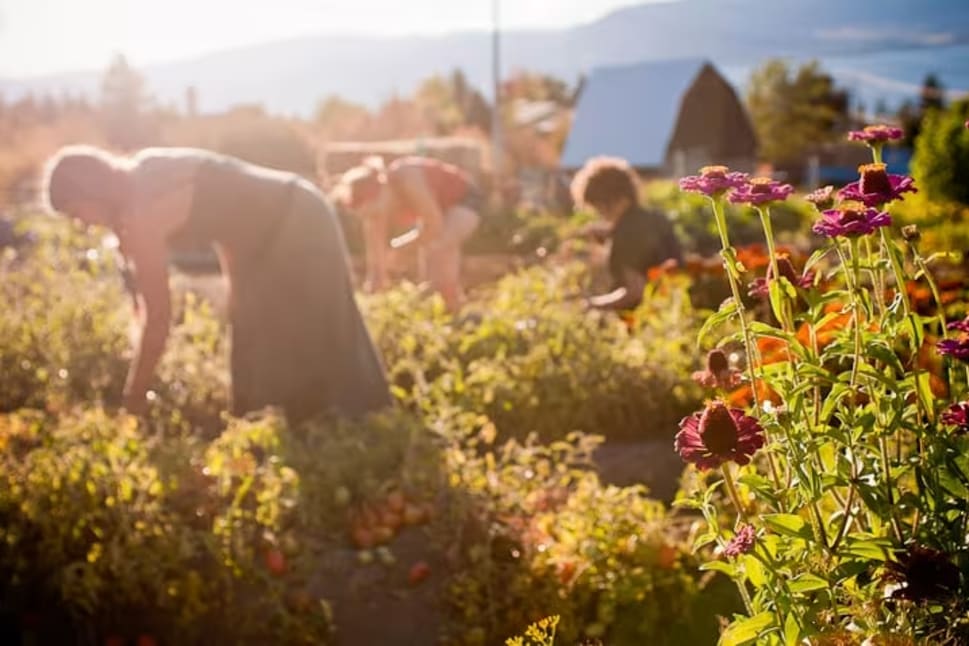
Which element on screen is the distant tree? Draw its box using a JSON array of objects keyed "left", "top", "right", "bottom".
[
  {"left": 100, "top": 54, "right": 156, "bottom": 149},
  {"left": 911, "top": 97, "right": 969, "bottom": 205},
  {"left": 185, "top": 86, "right": 199, "bottom": 118},
  {"left": 502, "top": 71, "right": 572, "bottom": 106},
  {"left": 920, "top": 73, "right": 946, "bottom": 113},
  {"left": 414, "top": 69, "right": 491, "bottom": 135},
  {"left": 314, "top": 95, "right": 371, "bottom": 139},
  {"left": 874, "top": 97, "right": 889, "bottom": 119},
  {"left": 745, "top": 59, "right": 850, "bottom": 165}
]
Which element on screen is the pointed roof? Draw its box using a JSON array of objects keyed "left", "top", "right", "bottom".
[{"left": 561, "top": 58, "right": 711, "bottom": 169}]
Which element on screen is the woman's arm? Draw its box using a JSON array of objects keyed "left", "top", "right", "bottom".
[
  {"left": 122, "top": 230, "right": 172, "bottom": 413},
  {"left": 395, "top": 167, "right": 444, "bottom": 244},
  {"left": 588, "top": 268, "right": 646, "bottom": 311},
  {"left": 363, "top": 211, "right": 390, "bottom": 291}
]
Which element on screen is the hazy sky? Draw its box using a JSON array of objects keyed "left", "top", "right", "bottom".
[{"left": 0, "top": 0, "right": 664, "bottom": 79}]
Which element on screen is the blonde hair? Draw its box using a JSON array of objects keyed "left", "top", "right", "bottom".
[
  {"left": 42, "top": 145, "right": 132, "bottom": 215},
  {"left": 332, "top": 155, "right": 386, "bottom": 210}
]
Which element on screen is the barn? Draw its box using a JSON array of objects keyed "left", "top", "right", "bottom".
[{"left": 561, "top": 58, "right": 757, "bottom": 176}]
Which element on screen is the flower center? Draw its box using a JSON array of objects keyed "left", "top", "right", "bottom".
[
  {"left": 700, "top": 165, "right": 729, "bottom": 179},
  {"left": 859, "top": 163, "right": 892, "bottom": 195},
  {"left": 706, "top": 349, "right": 729, "bottom": 375},
  {"left": 839, "top": 208, "right": 866, "bottom": 225},
  {"left": 768, "top": 256, "right": 798, "bottom": 283},
  {"left": 749, "top": 177, "right": 774, "bottom": 194},
  {"left": 699, "top": 403, "right": 739, "bottom": 454}
]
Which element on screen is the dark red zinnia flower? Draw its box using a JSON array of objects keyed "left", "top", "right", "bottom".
[
  {"left": 804, "top": 185, "right": 836, "bottom": 211},
  {"left": 748, "top": 255, "right": 815, "bottom": 298},
  {"left": 883, "top": 545, "right": 961, "bottom": 602},
  {"left": 813, "top": 205, "right": 891, "bottom": 238},
  {"left": 679, "top": 165, "right": 749, "bottom": 197},
  {"left": 692, "top": 349, "right": 742, "bottom": 390},
  {"left": 847, "top": 124, "right": 904, "bottom": 144},
  {"left": 839, "top": 163, "right": 917, "bottom": 207},
  {"left": 728, "top": 177, "right": 794, "bottom": 206},
  {"left": 674, "top": 401, "right": 765, "bottom": 470},
  {"left": 723, "top": 524, "right": 756, "bottom": 558},
  {"left": 941, "top": 402, "right": 969, "bottom": 433}
]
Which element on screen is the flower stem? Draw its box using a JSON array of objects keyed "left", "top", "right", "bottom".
[
  {"left": 721, "top": 464, "right": 747, "bottom": 520},
  {"left": 709, "top": 197, "right": 783, "bottom": 490}
]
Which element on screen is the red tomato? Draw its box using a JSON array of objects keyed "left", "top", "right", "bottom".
[
  {"left": 264, "top": 548, "right": 287, "bottom": 576},
  {"left": 408, "top": 561, "right": 431, "bottom": 586}
]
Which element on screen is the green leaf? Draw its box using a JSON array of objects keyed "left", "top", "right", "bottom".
[
  {"left": 701, "top": 560, "right": 740, "bottom": 577},
  {"left": 743, "top": 554, "right": 766, "bottom": 587},
  {"left": 719, "top": 611, "right": 775, "bottom": 646},
  {"left": 697, "top": 300, "right": 738, "bottom": 349},
  {"left": 762, "top": 513, "right": 813, "bottom": 540},
  {"left": 693, "top": 531, "right": 718, "bottom": 552},
  {"left": 842, "top": 537, "right": 892, "bottom": 562},
  {"left": 788, "top": 573, "right": 829, "bottom": 593},
  {"left": 783, "top": 613, "right": 800, "bottom": 646}
]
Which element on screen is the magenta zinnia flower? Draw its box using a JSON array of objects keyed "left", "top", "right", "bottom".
[
  {"left": 679, "top": 165, "right": 749, "bottom": 197},
  {"left": 847, "top": 124, "right": 904, "bottom": 145},
  {"left": 692, "top": 349, "right": 742, "bottom": 390},
  {"left": 941, "top": 402, "right": 969, "bottom": 433},
  {"left": 813, "top": 205, "right": 891, "bottom": 238},
  {"left": 839, "top": 163, "right": 917, "bottom": 207},
  {"left": 938, "top": 336, "right": 969, "bottom": 362},
  {"left": 748, "top": 255, "right": 815, "bottom": 298},
  {"left": 728, "top": 177, "right": 794, "bottom": 206},
  {"left": 675, "top": 401, "right": 765, "bottom": 470},
  {"left": 883, "top": 545, "right": 960, "bottom": 602},
  {"left": 947, "top": 317, "right": 969, "bottom": 334},
  {"left": 804, "top": 185, "right": 835, "bottom": 211},
  {"left": 723, "top": 524, "right": 756, "bottom": 558}
]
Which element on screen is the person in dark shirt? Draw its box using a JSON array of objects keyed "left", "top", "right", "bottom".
[{"left": 569, "top": 156, "right": 682, "bottom": 310}]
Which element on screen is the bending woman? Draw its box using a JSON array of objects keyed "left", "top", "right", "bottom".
[
  {"left": 335, "top": 155, "right": 482, "bottom": 311},
  {"left": 43, "top": 145, "right": 392, "bottom": 423}
]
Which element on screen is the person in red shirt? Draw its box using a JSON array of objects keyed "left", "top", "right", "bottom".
[{"left": 335, "top": 156, "right": 483, "bottom": 311}]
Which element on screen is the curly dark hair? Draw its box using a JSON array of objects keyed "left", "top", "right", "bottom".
[{"left": 569, "top": 156, "right": 639, "bottom": 209}]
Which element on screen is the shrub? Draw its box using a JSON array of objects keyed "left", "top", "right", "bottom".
[
  {"left": 363, "top": 263, "right": 703, "bottom": 443},
  {"left": 912, "top": 99, "right": 969, "bottom": 206}
]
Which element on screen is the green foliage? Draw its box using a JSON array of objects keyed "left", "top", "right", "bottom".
[
  {"left": 363, "top": 263, "right": 702, "bottom": 443},
  {"left": 912, "top": 98, "right": 969, "bottom": 206},
  {"left": 745, "top": 59, "right": 849, "bottom": 164},
  {"left": 643, "top": 180, "right": 814, "bottom": 256},
  {"left": 0, "top": 210, "right": 726, "bottom": 644},
  {"left": 681, "top": 140, "right": 969, "bottom": 644}
]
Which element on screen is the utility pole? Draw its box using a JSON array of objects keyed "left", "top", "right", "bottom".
[{"left": 490, "top": 0, "right": 503, "bottom": 205}]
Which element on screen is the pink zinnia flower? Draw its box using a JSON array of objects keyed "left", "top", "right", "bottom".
[
  {"left": 728, "top": 177, "right": 794, "bottom": 206},
  {"left": 847, "top": 124, "right": 904, "bottom": 145},
  {"left": 748, "top": 255, "right": 814, "bottom": 298},
  {"left": 839, "top": 163, "right": 917, "bottom": 207},
  {"left": 941, "top": 402, "right": 969, "bottom": 433},
  {"left": 947, "top": 317, "right": 969, "bottom": 334},
  {"left": 692, "top": 349, "right": 742, "bottom": 390},
  {"left": 674, "top": 401, "right": 765, "bottom": 470},
  {"left": 804, "top": 185, "right": 836, "bottom": 211},
  {"left": 813, "top": 205, "right": 891, "bottom": 238},
  {"left": 723, "top": 524, "right": 756, "bottom": 558},
  {"left": 679, "top": 165, "right": 749, "bottom": 197}
]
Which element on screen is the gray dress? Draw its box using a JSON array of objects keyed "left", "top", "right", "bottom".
[{"left": 133, "top": 148, "right": 392, "bottom": 423}]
